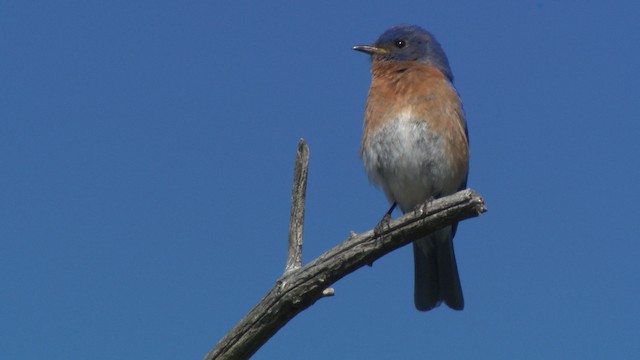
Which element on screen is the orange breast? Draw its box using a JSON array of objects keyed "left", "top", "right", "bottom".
[{"left": 361, "top": 61, "right": 469, "bottom": 193}]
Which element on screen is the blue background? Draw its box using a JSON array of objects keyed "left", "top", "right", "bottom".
[{"left": 3, "top": 1, "right": 639, "bottom": 359}]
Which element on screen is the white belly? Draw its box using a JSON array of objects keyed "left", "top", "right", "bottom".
[{"left": 362, "top": 115, "right": 457, "bottom": 213}]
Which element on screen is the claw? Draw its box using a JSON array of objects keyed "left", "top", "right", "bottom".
[{"left": 374, "top": 212, "right": 392, "bottom": 236}]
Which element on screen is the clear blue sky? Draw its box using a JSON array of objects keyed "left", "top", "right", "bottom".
[{"left": 2, "top": 1, "right": 639, "bottom": 359}]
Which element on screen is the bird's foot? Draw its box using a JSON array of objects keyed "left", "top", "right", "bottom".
[
  {"left": 374, "top": 202, "right": 396, "bottom": 236},
  {"left": 414, "top": 196, "right": 436, "bottom": 215},
  {"left": 374, "top": 212, "right": 392, "bottom": 236}
]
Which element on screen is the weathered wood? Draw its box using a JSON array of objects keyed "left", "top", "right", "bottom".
[
  {"left": 204, "top": 187, "right": 486, "bottom": 360},
  {"left": 284, "top": 139, "right": 308, "bottom": 274}
]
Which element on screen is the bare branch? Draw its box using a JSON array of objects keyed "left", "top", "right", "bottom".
[
  {"left": 284, "top": 139, "right": 309, "bottom": 274},
  {"left": 204, "top": 188, "right": 486, "bottom": 360}
]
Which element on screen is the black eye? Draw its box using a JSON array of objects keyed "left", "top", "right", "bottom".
[{"left": 394, "top": 40, "right": 406, "bottom": 48}]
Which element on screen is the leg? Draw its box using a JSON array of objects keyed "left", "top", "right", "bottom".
[
  {"left": 414, "top": 196, "right": 436, "bottom": 215},
  {"left": 374, "top": 202, "right": 397, "bottom": 235}
]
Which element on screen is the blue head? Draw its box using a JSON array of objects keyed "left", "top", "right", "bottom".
[{"left": 353, "top": 25, "right": 453, "bottom": 81}]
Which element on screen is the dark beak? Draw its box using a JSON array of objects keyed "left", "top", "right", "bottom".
[{"left": 352, "top": 45, "right": 389, "bottom": 55}]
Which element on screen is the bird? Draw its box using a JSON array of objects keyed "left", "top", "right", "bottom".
[{"left": 353, "top": 25, "right": 469, "bottom": 311}]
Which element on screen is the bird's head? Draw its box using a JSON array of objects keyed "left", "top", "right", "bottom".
[{"left": 353, "top": 25, "right": 453, "bottom": 81}]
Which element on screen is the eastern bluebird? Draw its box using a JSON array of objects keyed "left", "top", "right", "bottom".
[{"left": 353, "top": 25, "right": 469, "bottom": 311}]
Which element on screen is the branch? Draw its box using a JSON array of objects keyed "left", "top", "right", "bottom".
[
  {"left": 284, "top": 139, "right": 308, "bottom": 274},
  {"left": 204, "top": 141, "right": 486, "bottom": 360}
]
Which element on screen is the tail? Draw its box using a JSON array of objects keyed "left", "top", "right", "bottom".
[{"left": 413, "top": 226, "right": 464, "bottom": 311}]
